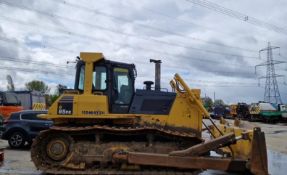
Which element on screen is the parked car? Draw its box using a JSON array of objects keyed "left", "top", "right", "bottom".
[{"left": 1, "top": 110, "right": 53, "bottom": 148}]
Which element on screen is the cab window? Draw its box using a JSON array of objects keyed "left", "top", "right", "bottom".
[
  {"left": 113, "top": 68, "right": 133, "bottom": 104},
  {"left": 0, "top": 94, "right": 3, "bottom": 105},
  {"left": 78, "top": 65, "right": 85, "bottom": 90},
  {"left": 93, "top": 66, "right": 107, "bottom": 91},
  {"left": 4, "top": 93, "right": 19, "bottom": 105}
]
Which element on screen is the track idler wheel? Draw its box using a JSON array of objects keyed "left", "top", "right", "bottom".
[
  {"left": 31, "top": 130, "right": 74, "bottom": 169},
  {"left": 46, "top": 134, "right": 71, "bottom": 161}
]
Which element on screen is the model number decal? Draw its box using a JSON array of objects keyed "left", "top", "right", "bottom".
[
  {"left": 82, "top": 111, "right": 104, "bottom": 115},
  {"left": 58, "top": 103, "right": 73, "bottom": 115},
  {"left": 58, "top": 109, "right": 72, "bottom": 115}
]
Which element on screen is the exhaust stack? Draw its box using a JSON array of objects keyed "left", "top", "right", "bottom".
[{"left": 150, "top": 59, "right": 162, "bottom": 91}]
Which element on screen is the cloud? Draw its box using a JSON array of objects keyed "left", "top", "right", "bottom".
[
  {"left": 0, "top": 0, "right": 286, "bottom": 103},
  {"left": 0, "top": 26, "right": 19, "bottom": 58}
]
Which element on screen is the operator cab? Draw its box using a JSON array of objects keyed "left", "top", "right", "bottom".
[
  {"left": 0, "top": 92, "right": 21, "bottom": 106},
  {"left": 74, "top": 52, "right": 176, "bottom": 115},
  {"left": 74, "top": 56, "right": 136, "bottom": 114}
]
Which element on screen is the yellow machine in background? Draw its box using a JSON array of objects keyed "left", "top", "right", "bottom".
[
  {"left": 32, "top": 103, "right": 46, "bottom": 110},
  {"left": 230, "top": 104, "right": 238, "bottom": 117},
  {"left": 31, "top": 52, "right": 268, "bottom": 175}
]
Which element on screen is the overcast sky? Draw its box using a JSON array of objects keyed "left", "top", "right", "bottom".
[{"left": 0, "top": 0, "right": 286, "bottom": 104}]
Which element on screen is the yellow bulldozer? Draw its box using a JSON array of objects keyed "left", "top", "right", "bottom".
[{"left": 31, "top": 52, "right": 268, "bottom": 175}]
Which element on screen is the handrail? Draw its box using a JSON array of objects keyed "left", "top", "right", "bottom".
[{"left": 173, "top": 73, "right": 210, "bottom": 118}]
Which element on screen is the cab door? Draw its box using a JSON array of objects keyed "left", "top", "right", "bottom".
[{"left": 111, "top": 67, "right": 134, "bottom": 113}]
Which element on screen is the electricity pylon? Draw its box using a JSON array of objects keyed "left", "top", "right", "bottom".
[{"left": 255, "top": 42, "right": 286, "bottom": 104}]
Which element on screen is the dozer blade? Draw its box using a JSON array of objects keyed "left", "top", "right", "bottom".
[
  {"left": 113, "top": 127, "right": 268, "bottom": 175},
  {"left": 114, "top": 152, "right": 248, "bottom": 172},
  {"left": 209, "top": 118, "right": 269, "bottom": 175},
  {"left": 250, "top": 127, "right": 268, "bottom": 175},
  {"left": 169, "top": 132, "right": 236, "bottom": 157}
]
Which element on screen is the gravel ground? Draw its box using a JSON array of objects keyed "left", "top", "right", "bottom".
[
  {"left": 251, "top": 121, "right": 287, "bottom": 154},
  {"left": 0, "top": 120, "right": 286, "bottom": 175}
]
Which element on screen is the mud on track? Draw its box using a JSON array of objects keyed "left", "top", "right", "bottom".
[{"left": 0, "top": 120, "right": 287, "bottom": 175}]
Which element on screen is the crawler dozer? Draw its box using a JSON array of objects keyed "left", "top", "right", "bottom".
[{"left": 31, "top": 52, "right": 268, "bottom": 175}]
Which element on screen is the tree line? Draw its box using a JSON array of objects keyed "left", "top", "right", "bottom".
[
  {"left": 24, "top": 80, "right": 66, "bottom": 107},
  {"left": 201, "top": 97, "right": 226, "bottom": 112}
]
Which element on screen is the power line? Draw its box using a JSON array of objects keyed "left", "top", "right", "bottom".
[
  {"left": 0, "top": 37, "right": 77, "bottom": 67},
  {"left": 116, "top": 55, "right": 256, "bottom": 76},
  {"left": 0, "top": 35, "right": 255, "bottom": 77},
  {"left": 0, "top": 64, "right": 259, "bottom": 88},
  {"left": 185, "top": 0, "right": 287, "bottom": 35},
  {"left": 0, "top": 53, "right": 257, "bottom": 85},
  {"left": 1, "top": 36, "right": 256, "bottom": 78},
  {"left": 0, "top": 1, "right": 259, "bottom": 59},
  {"left": 0, "top": 51, "right": 260, "bottom": 86},
  {"left": 185, "top": 78, "right": 258, "bottom": 85},
  {"left": 0, "top": 2, "right": 259, "bottom": 77},
  {"left": 0, "top": 65, "right": 73, "bottom": 76},
  {"left": 189, "top": 79, "right": 286, "bottom": 86},
  {"left": 54, "top": 0, "right": 257, "bottom": 53},
  {"left": 0, "top": 54, "right": 256, "bottom": 83},
  {"left": 0, "top": 19, "right": 257, "bottom": 70},
  {"left": 119, "top": 0, "right": 268, "bottom": 43},
  {"left": 0, "top": 29, "right": 79, "bottom": 56},
  {"left": 190, "top": 83, "right": 260, "bottom": 87},
  {"left": 1, "top": 37, "right": 256, "bottom": 79},
  {"left": 1, "top": 52, "right": 255, "bottom": 78},
  {"left": 0, "top": 56, "right": 72, "bottom": 69}
]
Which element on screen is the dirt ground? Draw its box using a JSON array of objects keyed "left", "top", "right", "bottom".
[{"left": 0, "top": 120, "right": 286, "bottom": 175}]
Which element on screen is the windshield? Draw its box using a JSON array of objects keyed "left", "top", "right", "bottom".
[
  {"left": 5, "top": 93, "right": 19, "bottom": 104},
  {"left": 78, "top": 65, "right": 85, "bottom": 90}
]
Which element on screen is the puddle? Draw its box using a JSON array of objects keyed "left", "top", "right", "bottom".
[
  {"left": 268, "top": 150, "right": 287, "bottom": 175},
  {"left": 0, "top": 149, "right": 286, "bottom": 175},
  {"left": 0, "top": 169, "right": 41, "bottom": 175},
  {"left": 201, "top": 150, "right": 287, "bottom": 175},
  {"left": 0, "top": 163, "right": 41, "bottom": 175},
  {"left": 0, "top": 149, "right": 42, "bottom": 175},
  {"left": 271, "top": 130, "right": 287, "bottom": 134}
]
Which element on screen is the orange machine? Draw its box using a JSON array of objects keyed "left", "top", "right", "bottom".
[{"left": 0, "top": 91, "right": 23, "bottom": 119}]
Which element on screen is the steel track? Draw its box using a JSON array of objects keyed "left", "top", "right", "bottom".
[{"left": 31, "top": 125, "right": 203, "bottom": 175}]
